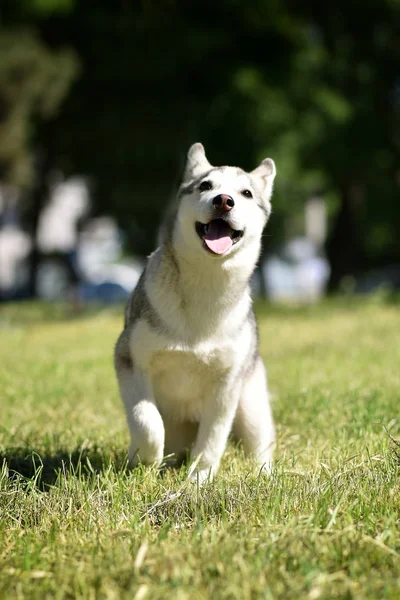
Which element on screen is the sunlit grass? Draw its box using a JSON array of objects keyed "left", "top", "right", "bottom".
[{"left": 1, "top": 297, "right": 400, "bottom": 599}]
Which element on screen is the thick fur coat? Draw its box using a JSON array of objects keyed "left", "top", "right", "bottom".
[{"left": 114, "top": 143, "right": 276, "bottom": 482}]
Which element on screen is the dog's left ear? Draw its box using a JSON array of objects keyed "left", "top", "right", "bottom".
[
  {"left": 183, "top": 143, "right": 213, "bottom": 181},
  {"left": 251, "top": 158, "right": 276, "bottom": 185}
]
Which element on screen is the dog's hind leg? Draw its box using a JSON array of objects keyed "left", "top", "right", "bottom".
[
  {"left": 233, "top": 356, "right": 275, "bottom": 472},
  {"left": 115, "top": 331, "right": 165, "bottom": 466}
]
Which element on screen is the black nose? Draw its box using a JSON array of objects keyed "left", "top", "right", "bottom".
[{"left": 212, "top": 194, "right": 235, "bottom": 212}]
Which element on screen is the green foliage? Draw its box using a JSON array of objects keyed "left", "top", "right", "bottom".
[
  {"left": 1, "top": 298, "right": 400, "bottom": 598},
  {"left": 0, "top": 29, "right": 79, "bottom": 185},
  {"left": 1, "top": 0, "right": 399, "bottom": 276},
  {"left": 21, "top": 0, "right": 75, "bottom": 16}
]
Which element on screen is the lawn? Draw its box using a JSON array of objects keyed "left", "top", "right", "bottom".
[{"left": 1, "top": 296, "right": 400, "bottom": 599}]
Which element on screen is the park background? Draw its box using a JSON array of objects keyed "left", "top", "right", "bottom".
[
  {"left": 1, "top": 2, "right": 400, "bottom": 599},
  {"left": 0, "top": 0, "right": 399, "bottom": 302}
]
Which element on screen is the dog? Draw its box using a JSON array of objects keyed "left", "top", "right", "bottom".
[{"left": 114, "top": 143, "right": 276, "bottom": 482}]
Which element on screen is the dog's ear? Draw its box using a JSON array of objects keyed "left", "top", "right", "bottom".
[
  {"left": 183, "top": 143, "right": 213, "bottom": 181},
  {"left": 251, "top": 158, "right": 276, "bottom": 185}
]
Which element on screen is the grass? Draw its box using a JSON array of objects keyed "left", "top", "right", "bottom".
[{"left": 1, "top": 295, "right": 400, "bottom": 599}]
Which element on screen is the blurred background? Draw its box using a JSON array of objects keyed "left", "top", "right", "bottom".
[{"left": 0, "top": 0, "right": 399, "bottom": 306}]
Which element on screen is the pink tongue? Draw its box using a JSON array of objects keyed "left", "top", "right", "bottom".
[{"left": 203, "top": 220, "right": 233, "bottom": 255}]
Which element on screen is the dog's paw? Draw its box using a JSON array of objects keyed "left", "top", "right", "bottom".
[{"left": 188, "top": 467, "right": 215, "bottom": 486}]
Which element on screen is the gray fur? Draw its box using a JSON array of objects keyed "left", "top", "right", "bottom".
[
  {"left": 115, "top": 270, "right": 169, "bottom": 372},
  {"left": 114, "top": 328, "right": 132, "bottom": 371},
  {"left": 256, "top": 202, "right": 270, "bottom": 218},
  {"left": 178, "top": 168, "right": 218, "bottom": 198},
  {"left": 124, "top": 271, "right": 166, "bottom": 332}
]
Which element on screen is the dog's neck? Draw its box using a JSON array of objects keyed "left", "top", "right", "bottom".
[
  {"left": 174, "top": 247, "right": 251, "bottom": 305},
  {"left": 147, "top": 238, "right": 258, "bottom": 341}
]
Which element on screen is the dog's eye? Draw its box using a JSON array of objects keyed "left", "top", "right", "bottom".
[
  {"left": 199, "top": 181, "right": 213, "bottom": 192},
  {"left": 241, "top": 189, "right": 253, "bottom": 198}
]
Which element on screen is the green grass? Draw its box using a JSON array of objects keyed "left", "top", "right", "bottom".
[{"left": 1, "top": 296, "right": 400, "bottom": 599}]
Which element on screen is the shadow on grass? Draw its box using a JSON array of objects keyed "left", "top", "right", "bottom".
[
  {"left": 0, "top": 445, "right": 129, "bottom": 490},
  {"left": 0, "top": 445, "right": 188, "bottom": 491}
]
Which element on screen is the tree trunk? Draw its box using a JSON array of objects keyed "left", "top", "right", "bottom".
[{"left": 326, "top": 181, "right": 363, "bottom": 292}]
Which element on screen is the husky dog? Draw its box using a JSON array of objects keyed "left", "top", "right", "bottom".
[{"left": 114, "top": 143, "right": 276, "bottom": 482}]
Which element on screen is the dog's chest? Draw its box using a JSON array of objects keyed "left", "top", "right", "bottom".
[{"left": 149, "top": 342, "right": 233, "bottom": 421}]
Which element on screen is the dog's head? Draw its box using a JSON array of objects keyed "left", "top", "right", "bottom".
[{"left": 173, "top": 143, "right": 276, "bottom": 264}]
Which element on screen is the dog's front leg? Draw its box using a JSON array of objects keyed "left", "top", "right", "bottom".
[
  {"left": 117, "top": 366, "right": 165, "bottom": 467},
  {"left": 189, "top": 391, "right": 238, "bottom": 483}
]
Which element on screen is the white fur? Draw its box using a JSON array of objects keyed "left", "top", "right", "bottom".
[{"left": 115, "top": 143, "right": 276, "bottom": 482}]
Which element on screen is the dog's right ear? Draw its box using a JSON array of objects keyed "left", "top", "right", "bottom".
[{"left": 183, "top": 143, "right": 212, "bottom": 181}]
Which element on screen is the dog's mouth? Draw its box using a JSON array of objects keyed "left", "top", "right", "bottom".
[{"left": 195, "top": 218, "right": 244, "bottom": 255}]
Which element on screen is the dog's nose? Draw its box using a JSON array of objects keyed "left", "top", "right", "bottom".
[{"left": 212, "top": 194, "right": 235, "bottom": 212}]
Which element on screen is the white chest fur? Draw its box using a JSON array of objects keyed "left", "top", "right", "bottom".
[
  {"left": 150, "top": 347, "right": 230, "bottom": 421},
  {"left": 130, "top": 319, "right": 252, "bottom": 423}
]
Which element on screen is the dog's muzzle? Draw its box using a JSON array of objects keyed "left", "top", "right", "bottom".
[{"left": 195, "top": 218, "right": 244, "bottom": 255}]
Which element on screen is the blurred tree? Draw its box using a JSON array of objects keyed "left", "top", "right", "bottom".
[
  {"left": 0, "top": 1, "right": 79, "bottom": 297},
  {"left": 215, "top": 0, "right": 400, "bottom": 288},
  {"left": 18, "top": 0, "right": 306, "bottom": 257},
  {"left": 1, "top": 0, "right": 399, "bottom": 292},
  {"left": 288, "top": 0, "right": 400, "bottom": 288},
  {"left": 0, "top": 29, "right": 78, "bottom": 186}
]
